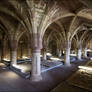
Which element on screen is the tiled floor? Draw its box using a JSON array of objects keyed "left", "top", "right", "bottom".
[{"left": 0, "top": 60, "right": 88, "bottom": 92}]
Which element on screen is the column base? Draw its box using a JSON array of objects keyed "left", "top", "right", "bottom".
[
  {"left": 30, "top": 75, "right": 42, "bottom": 82},
  {"left": 65, "top": 62, "right": 71, "bottom": 67},
  {"left": 43, "top": 59, "right": 47, "bottom": 62},
  {"left": 84, "top": 56, "right": 87, "bottom": 59},
  {"left": 11, "top": 62, "right": 17, "bottom": 66},
  {"left": 78, "top": 58, "right": 82, "bottom": 61}
]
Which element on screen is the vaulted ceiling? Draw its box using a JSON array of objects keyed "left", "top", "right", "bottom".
[{"left": 0, "top": 0, "right": 92, "bottom": 49}]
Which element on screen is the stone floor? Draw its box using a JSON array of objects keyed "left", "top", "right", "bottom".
[
  {"left": 51, "top": 59, "right": 92, "bottom": 92},
  {"left": 15, "top": 60, "right": 63, "bottom": 73},
  {"left": 0, "top": 60, "right": 88, "bottom": 92},
  {"left": 51, "top": 81, "right": 90, "bottom": 92},
  {"left": 67, "top": 60, "right": 92, "bottom": 91}
]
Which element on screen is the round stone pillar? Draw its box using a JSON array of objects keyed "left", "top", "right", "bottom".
[
  {"left": 10, "top": 50, "right": 17, "bottom": 65},
  {"left": 28, "top": 48, "right": 32, "bottom": 58},
  {"left": 65, "top": 41, "right": 71, "bottom": 66},
  {"left": 30, "top": 33, "right": 42, "bottom": 82},
  {"left": 56, "top": 49, "right": 59, "bottom": 56},
  {"left": 31, "top": 49, "right": 42, "bottom": 81},
  {"left": 1, "top": 34, "right": 6, "bottom": 62},
  {"left": 77, "top": 49, "right": 82, "bottom": 60},
  {"left": 59, "top": 50, "right": 62, "bottom": 57},
  {"left": 10, "top": 40, "right": 18, "bottom": 65},
  {"left": 43, "top": 48, "right": 47, "bottom": 61},
  {"left": 84, "top": 48, "right": 87, "bottom": 58},
  {"left": 65, "top": 48, "right": 71, "bottom": 66},
  {"left": 43, "top": 51, "right": 47, "bottom": 61},
  {"left": 28, "top": 43, "right": 32, "bottom": 59},
  {"left": 1, "top": 39, "right": 6, "bottom": 62}
]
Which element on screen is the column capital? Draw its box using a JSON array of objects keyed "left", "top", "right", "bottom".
[
  {"left": 10, "top": 40, "right": 18, "bottom": 51},
  {"left": 66, "top": 40, "right": 71, "bottom": 49},
  {"left": 30, "top": 33, "right": 42, "bottom": 51},
  {"left": 43, "top": 47, "right": 47, "bottom": 51}
]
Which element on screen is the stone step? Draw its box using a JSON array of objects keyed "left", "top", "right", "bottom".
[{"left": 9, "top": 66, "right": 31, "bottom": 79}]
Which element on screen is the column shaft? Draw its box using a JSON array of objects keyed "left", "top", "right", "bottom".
[
  {"left": 28, "top": 48, "right": 32, "bottom": 58},
  {"left": 30, "top": 33, "right": 42, "bottom": 82},
  {"left": 77, "top": 49, "right": 82, "bottom": 60},
  {"left": 10, "top": 50, "right": 17, "bottom": 65},
  {"left": 84, "top": 48, "right": 87, "bottom": 58},
  {"left": 43, "top": 51, "right": 47, "bottom": 60},
  {"left": 10, "top": 40, "right": 18, "bottom": 66},
  {"left": 65, "top": 48, "right": 71, "bottom": 66},
  {"left": 31, "top": 50, "right": 42, "bottom": 81},
  {"left": 59, "top": 50, "right": 62, "bottom": 57},
  {"left": 65, "top": 41, "right": 71, "bottom": 66},
  {"left": 1, "top": 34, "right": 6, "bottom": 62}
]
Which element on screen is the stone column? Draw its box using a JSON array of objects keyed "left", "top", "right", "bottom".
[
  {"left": 28, "top": 47, "right": 32, "bottom": 58},
  {"left": 59, "top": 50, "right": 62, "bottom": 57},
  {"left": 43, "top": 48, "right": 47, "bottom": 61},
  {"left": 65, "top": 41, "right": 71, "bottom": 66},
  {"left": 1, "top": 34, "right": 6, "bottom": 62},
  {"left": 77, "top": 48, "right": 82, "bottom": 60},
  {"left": 10, "top": 50, "right": 17, "bottom": 65},
  {"left": 31, "top": 49, "right": 42, "bottom": 81},
  {"left": 28, "top": 43, "right": 32, "bottom": 59},
  {"left": 10, "top": 40, "right": 18, "bottom": 65},
  {"left": 1, "top": 40, "right": 5, "bottom": 62},
  {"left": 90, "top": 42, "right": 92, "bottom": 50},
  {"left": 30, "top": 34, "right": 42, "bottom": 82},
  {"left": 43, "top": 51, "right": 47, "bottom": 60},
  {"left": 57, "top": 49, "right": 59, "bottom": 57},
  {"left": 20, "top": 43, "right": 23, "bottom": 59},
  {"left": 84, "top": 47, "right": 87, "bottom": 58}
]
